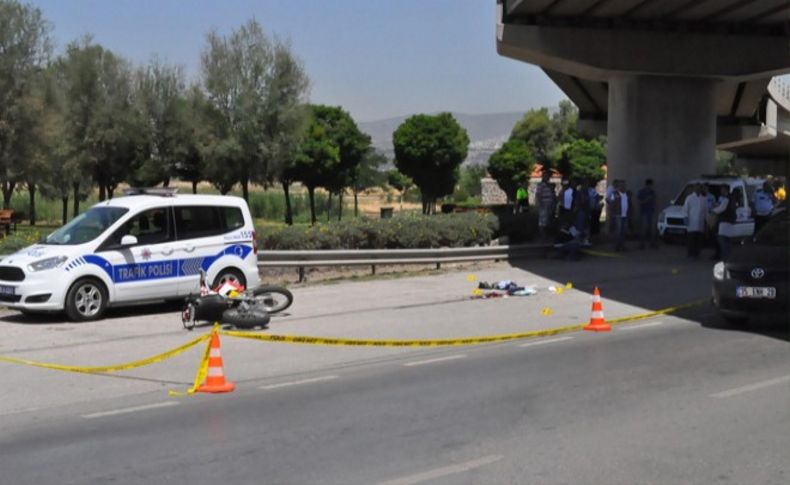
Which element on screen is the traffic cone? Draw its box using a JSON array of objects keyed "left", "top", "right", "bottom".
[
  {"left": 583, "top": 287, "right": 611, "bottom": 332},
  {"left": 197, "top": 329, "right": 236, "bottom": 393}
]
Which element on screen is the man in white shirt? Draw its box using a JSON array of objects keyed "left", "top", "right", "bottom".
[
  {"left": 608, "top": 180, "right": 629, "bottom": 251},
  {"left": 682, "top": 184, "right": 708, "bottom": 259}
]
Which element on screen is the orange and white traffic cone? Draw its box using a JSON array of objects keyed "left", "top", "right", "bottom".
[
  {"left": 583, "top": 287, "right": 611, "bottom": 332},
  {"left": 197, "top": 329, "right": 236, "bottom": 393}
]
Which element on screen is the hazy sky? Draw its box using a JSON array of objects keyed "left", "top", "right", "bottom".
[{"left": 30, "top": 0, "right": 566, "bottom": 122}]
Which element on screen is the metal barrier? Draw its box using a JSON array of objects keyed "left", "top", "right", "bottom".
[{"left": 257, "top": 244, "right": 550, "bottom": 282}]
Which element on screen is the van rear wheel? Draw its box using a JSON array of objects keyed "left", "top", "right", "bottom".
[
  {"left": 212, "top": 268, "right": 246, "bottom": 290},
  {"left": 65, "top": 278, "right": 108, "bottom": 321}
]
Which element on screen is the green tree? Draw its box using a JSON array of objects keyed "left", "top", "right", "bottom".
[
  {"left": 133, "top": 59, "right": 186, "bottom": 187},
  {"left": 0, "top": 0, "right": 52, "bottom": 209},
  {"left": 387, "top": 169, "right": 413, "bottom": 210},
  {"left": 510, "top": 107, "right": 553, "bottom": 166},
  {"left": 392, "top": 113, "right": 469, "bottom": 215},
  {"left": 559, "top": 139, "right": 606, "bottom": 181},
  {"left": 173, "top": 85, "right": 209, "bottom": 194},
  {"left": 454, "top": 164, "right": 486, "bottom": 203},
  {"left": 201, "top": 19, "right": 309, "bottom": 202},
  {"left": 310, "top": 105, "right": 371, "bottom": 221},
  {"left": 350, "top": 150, "right": 386, "bottom": 217},
  {"left": 290, "top": 117, "right": 339, "bottom": 224},
  {"left": 552, "top": 100, "right": 579, "bottom": 146},
  {"left": 487, "top": 139, "right": 534, "bottom": 203}
]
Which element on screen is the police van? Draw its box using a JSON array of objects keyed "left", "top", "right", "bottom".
[{"left": 0, "top": 188, "right": 260, "bottom": 321}]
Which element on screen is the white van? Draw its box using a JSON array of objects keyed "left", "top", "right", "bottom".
[
  {"left": 0, "top": 189, "right": 260, "bottom": 321},
  {"left": 657, "top": 176, "right": 764, "bottom": 240}
]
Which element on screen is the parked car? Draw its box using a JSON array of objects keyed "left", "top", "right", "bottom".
[
  {"left": 711, "top": 210, "right": 789, "bottom": 324},
  {"left": 0, "top": 188, "right": 260, "bottom": 321},
  {"left": 657, "top": 176, "right": 764, "bottom": 241}
]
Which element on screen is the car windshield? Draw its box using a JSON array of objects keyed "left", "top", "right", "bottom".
[
  {"left": 45, "top": 207, "right": 129, "bottom": 245},
  {"left": 754, "top": 217, "right": 790, "bottom": 246}
]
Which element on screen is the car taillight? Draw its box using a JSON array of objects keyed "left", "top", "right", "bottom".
[{"left": 252, "top": 231, "right": 258, "bottom": 254}]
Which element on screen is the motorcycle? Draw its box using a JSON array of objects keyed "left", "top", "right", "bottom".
[{"left": 181, "top": 270, "right": 293, "bottom": 330}]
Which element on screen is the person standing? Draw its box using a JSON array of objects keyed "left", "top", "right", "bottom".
[
  {"left": 515, "top": 184, "right": 528, "bottom": 214},
  {"left": 711, "top": 185, "right": 735, "bottom": 260},
  {"left": 536, "top": 170, "right": 556, "bottom": 238},
  {"left": 637, "top": 178, "right": 658, "bottom": 249},
  {"left": 588, "top": 179, "right": 602, "bottom": 237},
  {"left": 608, "top": 180, "right": 629, "bottom": 251},
  {"left": 574, "top": 179, "right": 591, "bottom": 238},
  {"left": 682, "top": 184, "right": 707, "bottom": 259},
  {"left": 753, "top": 181, "right": 775, "bottom": 231},
  {"left": 559, "top": 177, "right": 574, "bottom": 228}
]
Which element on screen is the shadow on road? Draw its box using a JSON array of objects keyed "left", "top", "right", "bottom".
[
  {"left": 0, "top": 300, "right": 183, "bottom": 326},
  {"left": 508, "top": 241, "right": 789, "bottom": 342}
]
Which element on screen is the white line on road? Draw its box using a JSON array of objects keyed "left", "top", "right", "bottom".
[
  {"left": 378, "top": 455, "right": 503, "bottom": 485},
  {"left": 259, "top": 375, "right": 339, "bottom": 390},
  {"left": 403, "top": 354, "right": 466, "bottom": 367},
  {"left": 619, "top": 321, "right": 665, "bottom": 331},
  {"left": 81, "top": 401, "right": 179, "bottom": 419},
  {"left": 711, "top": 375, "right": 790, "bottom": 398},
  {"left": 518, "top": 336, "right": 574, "bottom": 348}
]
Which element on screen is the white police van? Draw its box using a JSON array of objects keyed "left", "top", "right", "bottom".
[{"left": 0, "top": 188, "right": 260, "bottom": 321}]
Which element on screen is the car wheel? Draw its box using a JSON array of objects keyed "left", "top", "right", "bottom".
[
  {"left": 212, "top": 268, "right": 247, "bottom": 290},
  {"left": 65, "top": 278, "right": 108, "bottom": 322}
]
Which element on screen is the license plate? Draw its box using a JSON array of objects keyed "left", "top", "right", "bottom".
[
  {"left": 0, "top": 285, "right": 15, "bottom": 295},
  {"left": 736, "top": 287, "right": 776, "bottom": 299}
]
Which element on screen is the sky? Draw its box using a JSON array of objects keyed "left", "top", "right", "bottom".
[{"left": 29, "top": 0, "right": 565, "bottom": 122}]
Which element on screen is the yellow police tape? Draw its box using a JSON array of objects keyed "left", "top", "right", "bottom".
[
  {"left": 0, "top": 300, "right": 707, "bottom": 377},
  {"left": 0, "top": 334, "right": 209, "bottom": 374},
  {"left": 220, "top": 299, "right": 708, "bottom": 348},
  {"left": 168, "top": 325, "right": 216, "bottom": 396}
]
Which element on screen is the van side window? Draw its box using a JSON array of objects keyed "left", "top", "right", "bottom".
[
  {"left": 174, "top": 206, "right": 223, "bottom": 239},
  {"left": 222, "top": 207, "right": 245, "bottom": 230},
  {"left": 105, "top": 207, "right": 172, "bottom": 247},
  {"left": 731, "top": 187, "right": 744, "bottom": 208}
]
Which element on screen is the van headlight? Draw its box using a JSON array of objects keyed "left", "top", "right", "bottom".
[
  {"left": 28, "top": 256, "right": 68, "bottom": 272},
  {"left": 713, "top": 261, "right": 727, "bottom": 280}
]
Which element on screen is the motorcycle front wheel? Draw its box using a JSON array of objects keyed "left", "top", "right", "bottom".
[{"left": 250, "top": 286, "right": 293, "bottom": 314}]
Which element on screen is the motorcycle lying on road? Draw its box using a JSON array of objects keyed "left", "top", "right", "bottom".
[{"left": 181, "top": 270, "right": 293, "bottom": 330}]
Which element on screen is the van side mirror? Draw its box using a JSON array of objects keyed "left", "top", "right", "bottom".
[{"left": 120, "top": 235, "right": 138, "bottom": 246}]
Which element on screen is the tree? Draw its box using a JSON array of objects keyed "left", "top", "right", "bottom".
[
  {"left": 552, "top": 100, "right": 579, "bottom": 146},
  {"left": 487, "top": 139, "right": 534, "bottom": 203},
  {"left": 392, "top": 113, "right": 469, "bottom": 214},
  {"left": 173, "top": 85, "right": 209, "bottom": 193},
  {"left": 454, "top": 164, "right": 486, "bottom": 203},
  {"left": 350, "top": 150, "right": 386, "bottom": 217},
  {"left": 201, "top": 19, "right": 309, "bottom": 201},
  {"left": 559, "top": 139, "right": 606, "bottom": 181},
  {"left": 0, "top": 0, "right": 52, "bottom": 209},
  {"left": 290, "top": 118, "right": 339, "bottom": 224},
  {"left": 133, "top": 59, "right": 186, "bottom": 187},
  {"left": 387, "top": 169, "right": 413, "bottom": 210},
  {"left": 311, "top": 105, "right": 371, "bottom": 221},
  {"left": 510, "top": 108, "right": 553, "bottom": 166}
]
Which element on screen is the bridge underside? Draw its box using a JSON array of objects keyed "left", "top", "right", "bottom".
[{"left": 497, "top": 0, "right": 790, "bottom": 205}]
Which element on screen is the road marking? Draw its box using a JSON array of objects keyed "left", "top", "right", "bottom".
[
  {"left": 518, "top": 336, "right": 574, "bottom": 347},
  {"left": 259, "top": 375, "right": 339, "bottom": 390},
  {"left": 619, "top": 321, "right": 665, "bottom": 331},
  {"left": 82, "top": 401, "right": 179, "bottom": 419},
  {"left": 403, "top": 354, "right": 466, "bottom": 367},
  {"left": 711, "top": 375, "right": 790, "bottom": 398},
  {"left": 378, "top": 455, "right": 503, "bottom": 485}
]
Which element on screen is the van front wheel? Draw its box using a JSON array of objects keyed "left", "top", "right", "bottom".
[
  {"left": 65, "top": 278, "right": 108, "bottom": 321},
  {"left": 212, "top": 268, "right": 246, "bottom": 290}
]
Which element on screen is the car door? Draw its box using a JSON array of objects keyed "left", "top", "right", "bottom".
[
  {"left": 96, "top": 207, "right": 182, "bottom": 302},
  {"left": 730, "top": 184, "right": 755, "bottom": 238},
  {"left": 173, "top": 205, "right": 228, "bottom": 295}
]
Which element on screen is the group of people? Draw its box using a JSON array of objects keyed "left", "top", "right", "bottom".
[
  {"left": 534, "top": 171, "right": 603, "bottom": 247},
  {"left": 682, "top": 180, "right": 781, "bottom": 261}
]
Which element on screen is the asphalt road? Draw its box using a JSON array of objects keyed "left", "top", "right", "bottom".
[{"left": 1, "top": 247, "right": 788, "bottom": 484}]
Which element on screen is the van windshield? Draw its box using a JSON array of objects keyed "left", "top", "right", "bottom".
[{"left": 45, "top": 207, "right": 129, "bottom": 245}]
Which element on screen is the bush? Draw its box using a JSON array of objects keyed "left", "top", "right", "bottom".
[{"left": 259, "top": 212, "right": 499, "bottom": 250}]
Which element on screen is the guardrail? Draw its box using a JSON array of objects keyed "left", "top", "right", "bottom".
[{"left": 257, "top": 244, "right": 550, "bottom": 282}]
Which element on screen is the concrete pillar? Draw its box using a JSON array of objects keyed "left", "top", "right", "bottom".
[{"left": 607, "top": 76, "right": 717, "bottom": 209}]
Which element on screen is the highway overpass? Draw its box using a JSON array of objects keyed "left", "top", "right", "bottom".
[{"left": 496, "top": 0, "right": 790, "bottom": 204}]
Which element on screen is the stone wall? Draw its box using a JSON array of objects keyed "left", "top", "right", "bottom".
[{"left": 481, "top": 177, "right": 508, "bottom": 205}]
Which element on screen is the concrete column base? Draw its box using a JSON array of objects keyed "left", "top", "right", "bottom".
[{"left": 607, "top": 76, "right": 717, "bottom": 208}]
